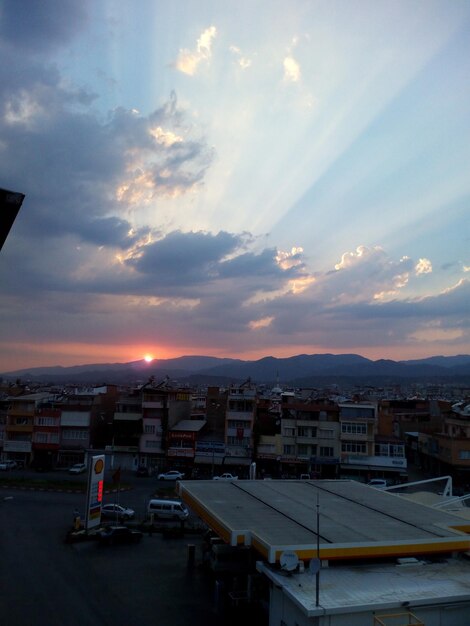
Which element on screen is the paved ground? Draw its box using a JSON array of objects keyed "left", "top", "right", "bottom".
[{"left": 0, "top": 476, "right": 268, "bottom": 626}]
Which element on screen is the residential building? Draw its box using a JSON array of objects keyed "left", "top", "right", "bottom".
[
  {"left": 3, "top": 392, "right": 53, "bottom": 466},
  {"left": 224, "top": 381, "right": 256, "bottom": 472},
  {"left": 339, "top": 400, "right": 407, "bottom": 482},
  {"left": 418, "top": 400, "right": 470, "bottom": 488},
  {"left": 280, "top": 395, "right": 340, "bottom": 478}
]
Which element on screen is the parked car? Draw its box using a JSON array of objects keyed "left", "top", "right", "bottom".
[
  {"left": 68, "top": 463, "right": 87, "bottom": 474},
  {"left": 157, "top": 470, "right": 185, "bottom": 481},
  {"left": 0, "top": 460, "right": 18, "bottom": 471},
  {"left": 98, "top": 525, "right": 143, "bottom": 546},
  {"left": 212, "top": 473, "right": 238, "bottom": 481},
  {"left": 367, "top": 479, "right": 388, "bottom": 489},
  {"left": 101, "top": 503, "right": 135, "bottom": 521}
]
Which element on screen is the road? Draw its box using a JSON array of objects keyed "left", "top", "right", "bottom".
[{"left": 0, "top": 475, "right": 223, "bottom": 626}]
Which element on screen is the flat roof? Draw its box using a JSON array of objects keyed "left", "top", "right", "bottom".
[
  {"left": 257, "top": 558, "right": 470, "bottom": 616},
  {"left": 178, "top": 479, "right": 470, "bottom": 562}
]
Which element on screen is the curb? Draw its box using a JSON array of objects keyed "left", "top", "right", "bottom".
[{"left": 0, "top": 484, "right": 132, "bottom": 494}]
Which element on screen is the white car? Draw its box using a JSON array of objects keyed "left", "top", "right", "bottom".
[
  {"left": 367, "top": 479, "right": 388, "bottom": 489},
  {"left": 157, "top": 470, "right": 185, "bottom": 481},
  {"left": 0, "top": 460, "right": 17, "bottom": 471},
  {"left": 213, "top": 473, "right": 238, "bottom": 481},
  {"left": 69, "top": 463, "right": 87, "bottom": 474},
  {"left": 101, "top": 503, "right": 135, "bottom": 521}
]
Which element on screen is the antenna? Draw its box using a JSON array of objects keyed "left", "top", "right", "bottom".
[{"left": 280, "top": 550, "right": 299, "bottom": 572}]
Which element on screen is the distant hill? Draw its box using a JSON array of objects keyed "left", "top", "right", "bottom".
[{"left": 2, "top": 353, "right": 470, "bottom": 386}]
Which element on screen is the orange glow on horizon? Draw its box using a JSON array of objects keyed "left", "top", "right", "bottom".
[{"left": 1, "top": 340, "right": 466, "bottom": 372}]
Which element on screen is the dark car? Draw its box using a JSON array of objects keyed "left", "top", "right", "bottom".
[{"left": 98, "top": 525, "right": 143, "bottom": 546}]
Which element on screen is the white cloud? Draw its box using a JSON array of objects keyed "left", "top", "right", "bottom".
[
  {"left": 175, "top": 26, "right": 217, "bottom": 76},
  {"left": 415, "top": 258, "right": 433, "bottom": 275},
  {"left": 283, "top": 55, "right": 301, "bottom": 82},
  {"left": 249, "top": 316, "right": 274, "bottom": 330}
]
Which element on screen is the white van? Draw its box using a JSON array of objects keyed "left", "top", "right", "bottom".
[{"left": 147, "top": 499, "right": 189, "bottom": 521}]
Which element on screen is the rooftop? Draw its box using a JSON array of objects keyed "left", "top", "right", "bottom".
[
  {"left": 257, "top": 557, "right": 470, "bottom": 617},
  {"left": 178, "top": 479, "right": 470, "bottom": 563}
]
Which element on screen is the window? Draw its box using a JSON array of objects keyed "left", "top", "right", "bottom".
[
  {"left": 458, "top": 450, "right": 470, "bottom": 460},
  {"left": 283, "top": 444, "right": 295, "bottom": 455},
  {"left": 283, "top": 428, "right": 295, "bottom": 437},
  {"left": 319, "top": 428, "right": 334, "bottom": 439},
  {"left": 342, "top": 442, "right": 366, "bottom": 454},
  {"left": 144, "top": 424, "right": 155, "bottom": 434},
  {"left": 391, "top": 445, "right": 404, "bottom": 457},
  {"left": 227, "top": 436, "right": 251, "bottom": 446},
  {"left": 341, "top": 423, "right": 367, "bottom": 435},
  {"left": 15, "top": 417, "right": 29, "bottom": 425},
  {"left": 35, "top": 433, "right": 48, "bottom": 443},
  {"left": 320, "top": 446, "right": 334, "bottom": 457},
  {"left": 62, "top": 430, "right": 87, "bottom": 440},
  {"left": 36, "top": 417, "right": 56, "bottom": 426}
]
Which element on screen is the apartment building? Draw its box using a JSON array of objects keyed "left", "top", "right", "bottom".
[
  {"left": 340, "top": 401, "right": 407, "bottom": 482},
  {"left": 418, "top": 401, "right": 470, "bottom": 488},
  {"left": 32, "top": 406, "right": 61, "bottom": 469},
  {"left": 280, "top": 395, "right": 340, "bottom": 478},
  {"left": 224, "top": 381, "right": 256, "bottom": 471},
  {"left": 110, "top": 389, "right": 142, "bottom": 470},
  {"left": 3, "top": 392, "right": 53, "bottom": 466}
]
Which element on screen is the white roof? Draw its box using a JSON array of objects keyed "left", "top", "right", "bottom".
[
  {"left": 257, "top": 558, "right": 470, "bottom": 616},
  {"left": 178, "top": 479, "right": 470, "bottom": 563}
]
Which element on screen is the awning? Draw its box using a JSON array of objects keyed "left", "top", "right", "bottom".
[
  {"left": 340, "top": 463, "right": 402, "bottom": 472},
  {"left": 194, "top": 455, "right": 224, "bottom": 465}
]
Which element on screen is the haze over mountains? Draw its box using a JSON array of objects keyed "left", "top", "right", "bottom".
[{"left": 2, "top": 354, "right": 470, "bottom": 386}]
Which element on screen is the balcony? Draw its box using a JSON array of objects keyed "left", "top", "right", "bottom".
[
  {"left": 8, "top": 406, "right": 35, "bottom": 416},
  {"left": 339, "top": 432, "right": 373, "bottom": 442},
  {"left": 296, "top": 435, "right": 317, "bottom": 444},
  {"left": 142, "top": 401, "right": 164, "bottom": 409},
  {"left": 6, "top": 424, "right": 33, "bottom": 434},
  {"left": 33, "top": 441, "right": 60, "bottom": 450},
  {"left": 3, "top": 440, "right": 32, "bottom": 452},
  {"left": 227, "top": 428, "right": 252, "bottom": 438},
  {"left": 114, "top": 412, "right": 142, "bottom": 422}
]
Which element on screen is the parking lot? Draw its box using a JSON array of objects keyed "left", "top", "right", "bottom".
[{"left": 0, "top": 472, "right": 260, "bottom": 626}]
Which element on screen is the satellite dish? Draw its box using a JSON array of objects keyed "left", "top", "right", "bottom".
[
  {"left": 309, "top": 558, "right": 321, "bottom": 575},
  {"left": 280, "top": 550, "right": 299, "bottom": 572}
]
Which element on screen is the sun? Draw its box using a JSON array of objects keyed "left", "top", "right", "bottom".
[{"left": 143, "top": 354, "right": 154, "bottom": 363}]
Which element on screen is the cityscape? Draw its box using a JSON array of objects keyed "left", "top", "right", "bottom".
[
  {"left": 2, "top": 1, "right": 470, "bottom": 624},
  {"left": 1, "top": 358, "right": 470, "bottom": 487}
]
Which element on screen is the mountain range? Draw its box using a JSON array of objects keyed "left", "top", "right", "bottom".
[{"left": 2, "top": 353, "right": 470, "bottom": 387}]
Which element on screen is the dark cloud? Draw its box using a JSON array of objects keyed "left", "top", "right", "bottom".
[
  {"left": 126, "top": 230, "right": 242, "bottom": 283},
  {"left": 78, "top": 218, "right": 148, "bottom": 249},
  {"left": 218, "top": 248, "right": 292, "bottom": 279},
  {"left": 0, "top": 0, "right": 88, "bottom": 53}
]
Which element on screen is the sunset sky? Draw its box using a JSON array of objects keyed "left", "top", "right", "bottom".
[{"left": 1, "top": 0, "right": 469, "bottom": 372}]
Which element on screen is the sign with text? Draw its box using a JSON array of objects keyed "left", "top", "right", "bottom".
[{"left": 85, "top": 455, "right": 105, "bottom": 530}]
